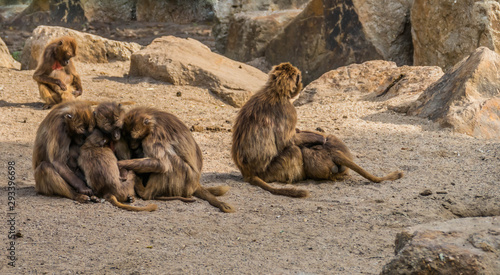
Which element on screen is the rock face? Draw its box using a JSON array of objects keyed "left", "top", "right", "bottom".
[
  {"left": 0, "top": 37, "right": 20, "bottom": 69},
  {"left": 129, "top": 36, "right": 267, "bottom": 107},
  {"left": 295, "top": 60, "right": 443, "bottom": 108},
  {"left": 81, "top": 0, "right": 134, "bottom": 22},
  {"left": 266, "top": 0, "right": 413, "bottom": 85},
  {"left": 20, "top": 25, "right": 142, "bottom": 70},
  {"left": 408, "top": 47, "right": 500, "bottom": 139},
  {"left": 224, "top": 9, "right": 301, "bottom": 62},
  {"left": 213, "top": 0, "right": 308, "bottom": 54},
  {"left": 381, "top": 217, "right": 500, "bottom": 274},
  {"left": 136, "top": 0, "right": 215, "bottom": 23},
  {"left": 412, "top": 0, "right": 500, "bottom": 71}
]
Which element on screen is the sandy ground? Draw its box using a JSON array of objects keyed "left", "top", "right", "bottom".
[{"left": 0, "top": 56, "right": 499, "bottom": 274}]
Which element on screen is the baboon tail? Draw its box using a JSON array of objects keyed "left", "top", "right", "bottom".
[
  {"left": 205, "top": 186, "right": 230, "bottom": 196},
  {"left": 333, "top": 151, "right": 404, "bottom": 183},
  {"left": 106, "top": 195, "right": 157, "bottom": 212},
  {"left": 249, "top": 176, "right": 309, "bottom": 198},
  {"left": 155, "top": 196, "right": 196, "bottom": 203},
  {"left": 194, "top": 187, "right": 235, "bottom": 213}
]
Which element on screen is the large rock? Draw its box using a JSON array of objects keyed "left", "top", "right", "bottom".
[
  {"left": 136, "top": 0, "right": 215, "bottom": 23},
  {"left": 408, "top": 47, "right": 500, "bottom": 139},
  {"left": 412, "top": 0, "right": 500, "bottom": 71},
  {"left": 20, "top": 25, "right": 142, "bottom": 70},
  {"left": 213, "top": 0, "right": 309, "bottom": 54},
  {"left": 0, "top": 36, "right": 20, "bottom": 69},
  {"left": 81, "top": 0, "right": 134, "bottom": 22},
  {"left": 381, "top": 217, "right": 500, "bottom": 274},
  {"left": 129, "top": 36, "right": 267, "bottom": 107},
  {"left": 295, "top": 60, "right": 443, "bottom": 108},
  {"left": 224, "top": 9, "right": 301, "bottom": 62},
  {"left": 266, "top": 0, "right": 413, "bottom": 85}
]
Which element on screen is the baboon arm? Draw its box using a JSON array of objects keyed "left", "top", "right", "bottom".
[
  {"left": 33, "top": 68, "right": 59, "bottom": 86},
  {"left": 52, "top": 161, "right": 92, "bottom": 195},
  {"left": 118, "top": 158, "right": 166, "bottom": 173},
  {"left": 70, "top": 67, "right": 83, "bottom": 92},
  {"left": 294, "top": 130, "right": 326, "bottom": 147}
]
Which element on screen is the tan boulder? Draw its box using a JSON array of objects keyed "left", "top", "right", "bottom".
[
  {"left": 0, "top": 36, "right": 20, "bottom": 69},
  {"left": 136, "top": 0, "right": 215, "bottom": 23},
  {"left": 295, "top": 60, "right": 443, "bottom": 108},
  {"left": 224, "top": 10, "right": 301, "bottom": 62},
  {"left": 381, "top": 217, "right": 500, "bottom": 274},
  {"left": 412, "top": 0, "right": 500, "bottom": 71},
  {"left": 129, "top": 36, "right": 267, "bottom": 107},
  {"left": 408, "top": 47, "right": 500, "bottom": 139},
  {"left": 266, "top": 0, "right": 413, "bottom": 85},
  {"left": 81, "top": 0, "right": 135, "bottom": 22},
  {"left": 20, "top": 25, "right": 142, "bottom": 70}
]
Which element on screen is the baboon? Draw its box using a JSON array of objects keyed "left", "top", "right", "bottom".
[
  {"left": 118, "top": 107, "right": 234, "bottom": 212},
  {"left": 232, "top": 62, "right": 311, "bottom": 197},
  {"left": 296, "top": 130, "right": 404, "bottom": 182},
  {"left": 78, "top": 129, "right": 158, "bottom": 212},
  {"left": 232, "top": 62, "right": 403, "bottom": 198},
  {"left": 33, "top": 101, "right": 95, "bottom": 202},
  {"left": 94, "top": 102, "right": 195, "bottom": 203},
  {"left": 33, "top": 36, "right": 82, "bottom": 109}
]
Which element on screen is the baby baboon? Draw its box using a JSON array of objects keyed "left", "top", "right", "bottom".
[
  {"left": 297, "top": 130, "right": 404, "bottom": 182},
  {"left": 118, "top": 107, "right": 234, "bottom": 212},
  {"left": 232, "top": 62, "right": 310, "bottom": 198},
  {"left": 33, "top": 36, "right": 82, "bottom": 109},
  {"left": 78, "top": 129, "right": 157, "bottom": 212},
  {"left": 33, "top": 101, "right": 95, "bottom": 202}
]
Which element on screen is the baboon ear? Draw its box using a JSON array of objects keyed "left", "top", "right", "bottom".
[
  {"left": 118, "top": 103, "right": 122, "bottom": 108},
  {"left": 93, "top": 111, "right": 96, "bottom": 117},
  {"left": 65, "top": 114, "right": 73, "bottom": 119},
  {"left": 58, "top": 40, "right": 63, "bottom": 46},
  {"left": 143, "top": 118, "right": 150, "bottom": 125}
]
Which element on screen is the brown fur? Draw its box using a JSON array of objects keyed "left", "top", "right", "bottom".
[
  {"left": 94, "top": 102, "right": 195, "bottom": 203},
  {"left": 297, "top": 130, "right": 404, "bottom": 182},
  {"left": 33, "top": 101, "right": 96, "bottom": 203},
  {"left": 118, "top": 107, "right": 234, "bottom": 212},
  {"left": 78, "top": 129, "right": 157, "bottom": 212},
  {"left": 231, "top": 62, "right": 309, "bottom": 198},
  {"left": 33, "top": 36, "right": 82, "bottom": 109}
]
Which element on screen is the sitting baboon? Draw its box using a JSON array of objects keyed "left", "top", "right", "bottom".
[
  {"left": 33, "top": 101, "right": 95, "bottom": 202},
  {"left": 232, "top": 63, "right": 403, "bottom": 197},
  {"left": 232, "top": 62, "right": 311, "bottom": 197},
  {"left": 296, "top": 130, "right": 404, "bottom": 182},
  {"left": 33, "top": 36, "right": 82, "bottom": 109},
  {"left": 118, "top": 107, "right": 233, "bottom": 212},
  {"left": 78, "top": 129, "right": 157, "bottom": 212},
  {"left": 94, "top": 102, "right": 195, "bottom": 203}
]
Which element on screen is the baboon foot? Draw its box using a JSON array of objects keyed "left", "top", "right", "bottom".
[
  {"left": 75, "top": 194, "right": 91, "bottom": 203},
  {"left": 127, "top": 196, "right": 135, "bottom": 203},
  {"left": 219, "top": 202, "right": 235, "bottom": 213},
  {"left": 90, "top": 196, "right": 100, "bottom": 203}
]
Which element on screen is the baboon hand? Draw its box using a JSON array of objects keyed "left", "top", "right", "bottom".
[
  {"left": 56, "top": 80, "right": 67, "bottom": 91},
  {"left": 73, "top": 90, "right": 82, "bottom": 97}
]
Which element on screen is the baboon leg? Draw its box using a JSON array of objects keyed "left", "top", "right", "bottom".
[
  {"left": 250, "top": 145, "right": 309, "bottom": 198},
  {"left": 332, "top": 151, "right": 403, "bottom": 183},
  {"left": 38, "top": 84, "right": 61, "bottom": 108},
  {"left": 34, "top": 161, "right": 90, "bottom": 203},
  {"left": 294, "top": 130, "right": 326, "bottom": 147},
  {"left": 194, "top": 187, "right": 235, "bottom": 213},
  {"left": 205, "top": 186, "right": 230, "bottom": 196},
  {"left": 262, "top": 145, "right": 306, "bottom": 183}
]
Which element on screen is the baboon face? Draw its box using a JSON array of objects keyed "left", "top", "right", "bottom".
[
  {"left": 85, "top": 129, "right": 109, "bottom": 147},
  {"left": 95, "top": 102, "right": 125, "bottom": 141},
  {"left": 62, "top": 104, "right": 95, "bottom": 137},
  {"left": 124, "top": 111, "right": 153, "bottom": 141},
  {"left": 268, "top": 62, "right": 303, "bottom": 101},
  {"left": 55, "top": 37, "right": 77, "bottom": 66}
]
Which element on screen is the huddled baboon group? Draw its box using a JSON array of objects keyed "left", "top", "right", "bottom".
[{"left": 32, "top": 37, "right": 403, "bottom": 213}]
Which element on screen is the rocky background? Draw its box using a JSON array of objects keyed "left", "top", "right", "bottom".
[{"left": 0, "top": 0, "right": 499, "bottom": 274}]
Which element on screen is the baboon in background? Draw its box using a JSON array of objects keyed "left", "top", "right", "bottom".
[
  {"left": 33, "top": 101, "right": 95, "bottom": 202},
  {"left": 232, "top": 62, "right": 403, "bottom": 197},
  {"left": 78, "top": 129, "right": 158, "bottom": 212},
  {"left": 33, "top": 36, "right": 82, "bottom": 109},
  {"left": 118, "top": 107, "right": 234, "bottom": 212},
  {"left": 296, "top": 130, "right": 404, "bottom": 182}
]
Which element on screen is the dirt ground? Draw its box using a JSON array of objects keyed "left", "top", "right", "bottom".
[{"left": 0, "top": 25, "right": 499, "bottom": 275}]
